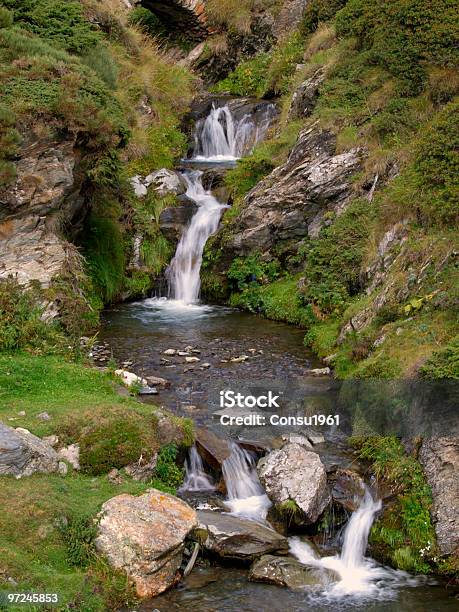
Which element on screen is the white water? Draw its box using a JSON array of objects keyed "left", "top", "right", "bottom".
[
  {"left": 192, "top": 103, "right": 276, "bottom": 161},
  {"left": 222, "top": 443, "right": 271, "bottom": 522},
  {"left": 166, "top": 171, "right": 227, "bottom": 304},
  {"left": 290, "top": 487, "right": 424, "bottom": 601},
  {"left": 180, "top": 445, "right": 215, "bottom": 492}
]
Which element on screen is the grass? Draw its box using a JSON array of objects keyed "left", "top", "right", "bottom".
[{"left": 0, "top": 352, "right": 194, "bottom": 609}]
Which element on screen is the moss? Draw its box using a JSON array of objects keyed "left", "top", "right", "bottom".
[
  {"left": 277, "top": 499, "right": 302, "bottom": 525},
  {"left": 57, "top": 406, "right": 159, "bottom": 476}
]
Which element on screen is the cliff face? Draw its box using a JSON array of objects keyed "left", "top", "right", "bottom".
[{"left": 0, "top": 132, "right": 84, "bottom": 287}]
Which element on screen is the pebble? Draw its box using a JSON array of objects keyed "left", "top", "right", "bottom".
[
  {"left": 138, "top": 386, "right": 158, "bottom": 396},
  {"left": 18, "top": 411, "right": 26, "bottom": 416},
  {"left": 185, "top": 356, "right": 200, "bottom": 363},
  {"left": 164, "top": 349, "right": 176, "bottom": 356},
  {"left": 230, "top": 355, "right": 249, "bottom": 363},
  {"left": 37, "top": 411, "right": 51, "bottom": 421},
  {"left": 178, "top": 351, "right": 191, "bottom": 357},
  {"left": 201, "top": 363, "right": 211, "bottom": 368}
]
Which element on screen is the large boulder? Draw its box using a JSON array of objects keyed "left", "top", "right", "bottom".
[
  {"left": 225, "top": 123, "right": 364, "bottom": 254},
  {"left": 257, "top": 443, "right": 331, "bottom": 524},
  {"left": 193, "top": 510, "right": 288, "bottom": 561},
  {"left": 0, "top": 423, "right": 59, "bottom": 478},
  {"left": 95, "top": 490, "right": 197, "bottom": 598},
  {"left": 249, "top": 554, "right": 339, "bottom": 588},
  {"left": 419, "top": 437, "right": 459, "bottom": 555},
  {"left": 159, "top": 198, "right": 198, "bottom": 242},
  {"left": 131, "top": 169, "right": 187, "bottom": 199}
]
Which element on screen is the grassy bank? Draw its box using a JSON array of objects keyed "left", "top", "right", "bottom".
[{"left": 208, "top": 0, "right": 458, "bottom": 380}]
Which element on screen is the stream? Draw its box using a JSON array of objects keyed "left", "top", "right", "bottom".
[{"left": 102, "top": 98, "right": 457, "bottom": 611}]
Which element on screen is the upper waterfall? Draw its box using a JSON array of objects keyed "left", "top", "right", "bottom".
[{"left": 192, "top": 102, "right": 277, "bottom": 161}]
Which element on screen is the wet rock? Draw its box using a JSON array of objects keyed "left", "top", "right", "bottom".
[
  {"left": 164, "top": 349, "right": 177, "bottom": 356},
  {"left": 281, "top": 434, "right": 313, "bottom": 449},
  {"left": 57, "top": 444, "right": 80, "bottom": 471},
  {"left": 0, "top": 423, "right": 59, "bottom": 478},
  {"left": 159, "top": 201, "right": 198, "bottom": 242},
  {"left": 306, "top": 367, "right": 331, "bottom": 377},
  {"left": 258, "top": 444, "right": 331, "bottom": 524},
  {"left": 146, "top": 375, "right": 170, "bottom": 388},
  {"left": 114, "top": 369, "right": 147, "bottom": 387},
  {"left": 419, "top": 437, "right": 459, "bottom": 555},
  {"left": 125, "top": 453, "right": 158, "bottom": 482},
  {"left": 195, "top": 428, "right": 231, "bottom": 471},
  {"left": 249, "top": 554, "right": 338, "bottom": 588},
  {"left": 193, "top": 510, "right": 288, "bottom": 561},
  {"left": 185, "top": 356, "right": 200, "bottom": 363},
  {"left": 139, "top": 386, "right": 158, "bottom": 395},
  {"left": 132, "top": 169, "right": 187, "bottom": 199},
  {"left": 96, "top": 490, "right": 197, "bottom": 598},
  {"left": 331, "top": 469, "right": 366, "bottom": 512}
]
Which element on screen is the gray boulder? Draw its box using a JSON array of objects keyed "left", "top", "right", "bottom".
[
  {"left": 0, "top": 423, "right": 59, "bottom": 478},
  {"left": 193, "top": 510, "right": 288, "bottom": 561},
  {"left": 419, "top": 437, "right": 459, "bottom": 555},
  {"left": 95, "top": 489, "right": 197, "bottom": 598},
  {"left": 226, "top": 124, "right": 364, "bottom": 254},
  {"left": 258, "top": 443, "right": 331, "bottom": 524},
  {"left": 249, "top": 554, "right": 339, "bottom": 588}
]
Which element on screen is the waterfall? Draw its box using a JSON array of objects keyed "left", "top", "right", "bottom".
[
  {"left": 180, "top": 445, "right": 215, "bottom": 492},
  {"left": 166, "top": 171, "right": 227, "bottom": 304},
  {"left": 222, "top": 443, "right": 271, "bottom": 522},
  {"left": 290, "top": 486, "right": 419, "bottom": 599},
  {"left": 339, "top": 487, "right": 382, "bottom": 569},
  {"left": 193, "top": 103, "right": 276, "bottom": 161}
]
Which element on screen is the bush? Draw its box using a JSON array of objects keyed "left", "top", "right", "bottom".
[
  {"left": 420, "top": 336, "right": 459, "bottom": 379},
  {"left": 227, "top": 253, "right": 281, "bottom": 291},
  {"left": 301, "top": 198, "right": 375, "bottom": 314},
  {"left": 213, "top": 52, "right": 271, "bottom": 97},
  {"left": 414, "top": 101, "right": 459, "bottom": 225},
  {"left": 336, "top": 0, "right": 459, "bottom": 95},
  {"left": 0, "top": 278, "right": 64, "bottom": 353},
  {"left": 128, "top": 7, "right": 166, "bottom": 38},
  {"left": 2, "top": 0, "right": 100, "bottom": 54},
  {"left": 0, "top": 7, "right": 13, "bottom": 29},
  {"left": 154, "top": 443, "right": 184, "bottom": 489},
  {"left": 302, "top": 0, "right": 348, "bottom": 34},
  {"left": 59, "top": 513, "right": 98, "bottom": 568}
]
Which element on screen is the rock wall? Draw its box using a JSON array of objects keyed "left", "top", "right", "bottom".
[{"left": 0, "top": 133, "right": 86, "bottom": 288}]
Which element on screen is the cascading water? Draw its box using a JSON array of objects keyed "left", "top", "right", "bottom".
[
  {"left": 180, "top": 445, "right": 215, "bottom": 492},
  {"left": 222, "top": 443, "right": 271, "bottom": 522},
  {"left": 290, "top": 486, "right": 423, "bottom": 601},
  {"left": 192, "top": 103, "right": 276, "bottom": 161},
  {"left": 166, "top": 171, "right": 227, "bottom": 304}
]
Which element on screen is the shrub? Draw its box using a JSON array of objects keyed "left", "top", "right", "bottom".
[
  {"left": 414, "top": 101, "right": 459, "bottom": 225},
  {"left": 59, "top": 513, "right": 98, "bottom": 568},
  {"left": 2, "top": 0, "right": 101, "bottom": 54},
  {"left": 128, "top": 7, "right": 166, "bottom": 38},
  {"left": 154, "top": 443, "right": 184, "bottom": 489},
  {"left": 227, "top": 253, "right": 281, "bottom": 291},
  {"left": 213, "top": 52, "right": 271, "bottom": 97},
  {"left": 420, "top": 336, "right": 459, "bottom": 379},
  {"left": 336, "top": 0, "right": 459, "bottom": 95},
  {"left": 301, "top": 198, "right": 375, "bottom": 314},
  {"left": 0, "top": 7, "right": 13, "bottom": 29},
  {"left": 0, "top": 278, "right": 64, "bottom": 353},
  {"left": 302, "top": 0, "right": 348, "bottom": 34}
]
